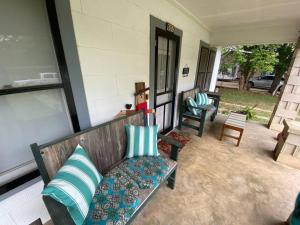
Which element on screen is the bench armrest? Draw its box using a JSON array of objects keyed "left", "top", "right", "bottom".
[
  {"left": 207, "top": 92, "right": 220, "bottom": 109},
  {"left": 188, "top": 104, "right": 213, "bottom": 111},
  {"left": 207, "top": 92, "right": 220, "bottom": 100},
  {"left": 158, "top": 133, "right": 182, "bottom": 161}
]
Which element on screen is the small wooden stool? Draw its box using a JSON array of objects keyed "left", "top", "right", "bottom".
[{"left": 220, "top": 113, "right": 246, "bottom": 147}]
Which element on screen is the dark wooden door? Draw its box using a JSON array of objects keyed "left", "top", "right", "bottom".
[
  {"left": 154, "top": 28, "right": 180, "bottom": 134},
  {"left": 195, "top": 42, "right": 216, "bottom": 90}
]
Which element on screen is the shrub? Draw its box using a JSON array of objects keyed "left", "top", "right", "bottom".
[{"left": 237, "top": 105, "right": 257, "bottom": 120}]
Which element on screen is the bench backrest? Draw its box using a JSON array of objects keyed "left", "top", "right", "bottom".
[
  {"left": 181, "top": 87, "right": 200, "bottom": 102},
  {"left": 31, "top": 111, "right": 144, "bottom": 185}
]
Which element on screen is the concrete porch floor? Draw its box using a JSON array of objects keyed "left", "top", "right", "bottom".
[{"left": 132, "top": 115, "right": 300, "bottom": 225}]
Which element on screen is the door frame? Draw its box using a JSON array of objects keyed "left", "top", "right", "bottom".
[
  {"left": 154, "top": 28, "right": 180, "bottom": 134},
  {"left": 150, "top": 16, "right": 182, "bottom": 133}
]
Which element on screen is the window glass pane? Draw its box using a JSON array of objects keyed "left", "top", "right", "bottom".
[
  {"left": 0, "top": 0, "right": 61, "bottom": 90},
  {"left": 0, "top": 89, "right": 73, "bottom": 185}
]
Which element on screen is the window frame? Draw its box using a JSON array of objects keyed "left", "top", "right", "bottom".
[{"left": 0, "top": 0, "right": 80, "bottom": 195}]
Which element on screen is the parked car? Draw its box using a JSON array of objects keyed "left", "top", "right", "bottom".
[{"left": 248, "top": 75, "right": 284, "bottom": 91}]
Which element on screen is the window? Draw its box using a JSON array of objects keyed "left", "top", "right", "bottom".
[{"left": 0, "top": 0, "right": 79, "bottom": 193}]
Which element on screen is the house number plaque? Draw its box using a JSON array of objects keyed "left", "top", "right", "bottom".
[{"left": 166, "top": 22, "right": 175, "bottom": 33}]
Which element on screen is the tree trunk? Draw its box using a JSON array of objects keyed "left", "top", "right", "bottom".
[
  {"left": 245, "top": 71, "right": 255, "bottom": 90},
  {"left": 269, "top": 72, "right": 282, "bottom": 94},
  {"left": 239, "top": 75, "right": 245, "bottom": 90}
]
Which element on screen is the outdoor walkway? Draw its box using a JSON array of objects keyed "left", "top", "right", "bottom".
[{"left": 133, "top": 115, "right": 300, "bottom": 225}]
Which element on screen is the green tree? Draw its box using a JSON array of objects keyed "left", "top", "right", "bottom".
[
  {"left": 219, "top": 45, "right": 277, "bottom": 90},
  {"left": 235, "top": 45, "right": 277, "bottom": 90},
  {"left": 219, "top": 46, "right": 237, "bottom": 74},
  {"left": 269, "top": 43, "right": 294, "bottom": 94}
]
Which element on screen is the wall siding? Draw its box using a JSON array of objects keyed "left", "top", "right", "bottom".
[{"left": 70, "top": 0, "right": 210, "bottom": 125}]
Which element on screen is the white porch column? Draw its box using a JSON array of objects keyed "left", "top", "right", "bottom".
[
  {"left": 269, "top": 37, "right": 300, "bottom": 131},
  {"left": 209, "top": 46, "right": 222, "bottom": 92}
]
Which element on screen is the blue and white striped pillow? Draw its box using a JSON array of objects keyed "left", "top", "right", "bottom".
[
  {"left": 196, "top": 92, "right": 209, "bottom": 105},
  {"left": 42, "top": 145, "right": 102, "bottom": 225},
  {"left": 125, "top": 125, "right": 159, "bottom": 158},
  {"left": 186, "top": 97, "right": 200, "bottom": 116}
]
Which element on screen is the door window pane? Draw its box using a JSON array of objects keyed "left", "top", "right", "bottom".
[
  {"left": 207, "top": 51, "right": 216, "bottom": 73},
  {"left": 156, "top": 37, "right": 168, "bottom": 93},
  {"left": 0, "top": 0, "right": 61, "bottom": 90},
  {"left": 198, "top": 47, "right": 210, "bottom": 72},
  {"left": 166, "top": 40, "right": 176, "bottom": 91},
  {"left": 155, "top": 106, "right": 164, "bottom": 131},
  {"left": 164, "top": 103, "right": 172, "bottom": 129},
  {"left": 0, "top": 89, "right": 73, "bottom": 185},
  {"left": 156, "top": 93, "right": 173, "bottom": 105}
]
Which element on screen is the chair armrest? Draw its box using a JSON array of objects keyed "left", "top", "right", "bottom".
[{"left": 158, "top": 133, "right": 182, "bottom": 161}]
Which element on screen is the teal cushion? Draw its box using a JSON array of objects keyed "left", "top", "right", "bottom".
[
  {"left": 125, "top": 125, "right": 159, "bottom": 158},
  {"left": 85, "top": 167, "right": 141, "bottom": 225},
  {"left": 42, "top": 145, "right": 102, "bottom": 225},
  {"left": 118, "top": 156, "right": 171, "bottom": 189},
  {"left": 186, "top": 97, "right": 200, "bottom": 116},
  {"left": 184, "top": 104, "right": 216, "bottom": 118},
  {"left": 196, "top": 92, "right": 209, "bottom": 105}
]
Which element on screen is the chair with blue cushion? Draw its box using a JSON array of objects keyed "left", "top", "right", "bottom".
[{"left": 178, "top": 87, "right": 220, "bottom": 137}]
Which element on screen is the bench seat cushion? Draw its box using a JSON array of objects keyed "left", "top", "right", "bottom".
[
  {"left": 117, "top": 155, "right": 175, "bottom": 189},
  {"left": 85, "top": 167, "right": 141, "bottom": 225}
]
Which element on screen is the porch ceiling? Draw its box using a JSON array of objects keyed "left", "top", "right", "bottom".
[{"left": 175, "top": 0, "right": 300, "bottom": 46}]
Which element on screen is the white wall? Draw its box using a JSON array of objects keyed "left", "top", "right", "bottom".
[{"left": 69, "top": 0, "right": 210, "bottom": 125}]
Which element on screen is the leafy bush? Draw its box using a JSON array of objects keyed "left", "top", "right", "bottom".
[{"left": 237, "top": 105, "right": 257, "bottom": 120}]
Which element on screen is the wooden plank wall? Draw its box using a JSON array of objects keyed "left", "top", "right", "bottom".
[
  {"left": 39, "top": 112, "right": 144, "bottom": 180},
  {"left": 269, "top": 37, "right": 300, "bottom": 131}
]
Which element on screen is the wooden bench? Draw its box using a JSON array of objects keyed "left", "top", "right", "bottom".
[
  {"left": 31, "top": 111, "right": 181, "bottom": 225},
  {"left": 220, "top": 112, "right": 246, "bottom": 146},
  {"left": 178, "top": 87, "right": 220, "bottom": 137}
]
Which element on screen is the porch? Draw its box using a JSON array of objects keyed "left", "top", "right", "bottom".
[
  {"left": 1, "top": 0, "right": 300, "bottom": 224},
  {"left": 132, "top": 115, "right": 300, "bottom": 225}
]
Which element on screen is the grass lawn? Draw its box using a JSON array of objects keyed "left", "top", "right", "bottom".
[{"left": 218, "top": 88, "right": 278, "bottom": 123}]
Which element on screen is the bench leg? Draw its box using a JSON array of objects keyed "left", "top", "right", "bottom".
[
  {"left": 198, "top": 111, "right": 207, "bottom": 137},
  {"left": 210, "top": 114, "right": 216, "bottom": 122},
  {"left": 220, "top": 125, "right": 225, "bottom": 141},
  {"left": 167, "top": 169, "right": 176, "bottom": 189},
  {"left": 237, "top": 129, "right": 244, "bottom": 147},
  {"left": 178, "top": 116, "right": 182, "bottom": 130}
]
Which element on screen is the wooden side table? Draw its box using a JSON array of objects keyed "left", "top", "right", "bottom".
[{"left": 220, "top": 113, "right": 246, "bottom": 147}]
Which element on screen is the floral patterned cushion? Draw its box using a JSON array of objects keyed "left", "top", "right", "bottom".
[
  {"left": 117, "top": 155, "right": 171, "bottom": 189},
  {"left": 84, "top": 168, "right": 141, "bottom": 225}
]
